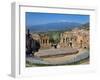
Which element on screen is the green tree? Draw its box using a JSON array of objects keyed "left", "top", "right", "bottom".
[{"left": 49, "top": 32, "right": 60, "bottom": 44}]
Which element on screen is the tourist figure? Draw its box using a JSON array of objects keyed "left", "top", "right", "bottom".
[
  {"left": 57, "top": 44, "right": 60, "bottom": 48},
  {"left": 54, "top": 44, "right": 57, "bottom": 49}
]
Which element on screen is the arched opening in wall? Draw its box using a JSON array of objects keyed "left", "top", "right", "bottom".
[{"left": 63, "top": 38, "right": 65, "bottom": 43}]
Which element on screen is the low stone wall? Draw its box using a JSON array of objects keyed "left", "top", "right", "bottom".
[{"left": 35, "top": 48, "right": 79, "bottom": 58}]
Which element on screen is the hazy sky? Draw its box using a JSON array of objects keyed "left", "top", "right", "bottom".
[{"left": 26, "top": 12, "right": 89, "bottom": 26}]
